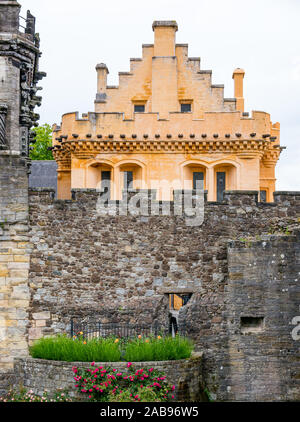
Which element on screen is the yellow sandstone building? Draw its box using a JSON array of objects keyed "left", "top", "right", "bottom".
[{"left": 52, "top": 21, "right": 282, "bottom": 202}]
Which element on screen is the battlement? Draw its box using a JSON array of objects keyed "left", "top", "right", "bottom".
[
  {"left": 53, "top": 109, "right": 278, "bottom": 142},
  {"left": 28, "top": 188, "right": 300, "bottom": 215}
]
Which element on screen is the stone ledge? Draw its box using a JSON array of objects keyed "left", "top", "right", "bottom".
[
  {"left": 274, "top": 191, "right": 300, "bottom": 195},
  {"left": 228, "top": 233, "right": 299, "bottom": 249},
  {"left": 152, "top": 21, "right": 178, "bottom": 31},
  {"left": 13, "top": 354, "right": 204, "bottom": 401},
  {"left": 224, "top": 190, "right": 259, "bottom": 195},
  {"left": 29, "top": 188, "right": 56, "bottom": 193},
  {"left": 15, "top": 353, "right": 202, "bottom": 366}
]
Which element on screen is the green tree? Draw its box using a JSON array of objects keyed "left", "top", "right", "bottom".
[{"left": 29, "top": 123, "right": 54, "bottom": 160}]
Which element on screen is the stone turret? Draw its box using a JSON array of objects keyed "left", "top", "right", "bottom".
[
  {"left": 0, "top": 1, "right": 45, "bottom": 158},
  {"left": 0, "top": 1, "right": 45, "bottom": 394}
]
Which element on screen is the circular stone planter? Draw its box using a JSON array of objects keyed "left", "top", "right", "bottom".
[{"left": 14, "top": 352, "right": 204, "bottom": 401}]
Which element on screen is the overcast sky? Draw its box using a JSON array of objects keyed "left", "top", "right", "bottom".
[{"left": 20, "top": 0, "right": 300, "bottom": 190}]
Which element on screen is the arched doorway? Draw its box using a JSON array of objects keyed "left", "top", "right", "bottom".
[
  {"left": 86, "top": 162, "right": 114, "bottom": 198},
  {"left": 213, "top": 163, "right": 237, "bottom": 202},
  {"left": 115, "top": 161, "right": 145, "bottom": 199},
  {"left": 182, "top": 163, "right": 208, "bottom": 191}
]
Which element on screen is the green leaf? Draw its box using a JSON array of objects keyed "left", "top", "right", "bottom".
[{"left": 29, "top": 123, "right": 54, "bottom": 160}]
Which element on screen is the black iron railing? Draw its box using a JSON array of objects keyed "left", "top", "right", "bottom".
[{"left": 70, "top": 319, "right": 186, "bottom": 340}]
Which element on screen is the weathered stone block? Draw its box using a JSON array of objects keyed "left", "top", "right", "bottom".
[{"left": 32, "top": 312, "right": 51, "bottom": 320}]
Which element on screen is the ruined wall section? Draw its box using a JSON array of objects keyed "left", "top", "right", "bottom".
[{"left": 222, "top": 234, "right": 300, "bottom": 401}]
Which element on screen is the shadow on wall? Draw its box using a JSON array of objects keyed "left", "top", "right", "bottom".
[{"left": 29, "top": 161, "right": 57, "bottom": 197}]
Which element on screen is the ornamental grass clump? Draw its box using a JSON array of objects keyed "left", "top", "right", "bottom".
[
  {"left": 30, "top": 334, "right": 121, "bottom": 362},
  {"left": 29, "top": 333, "right": 193, "bottom": 362},
  {"left": 123, "top": 335, "right": 193, "bottom": 362}
]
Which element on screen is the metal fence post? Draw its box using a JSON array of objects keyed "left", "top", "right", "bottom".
[{"left": 70, "top": 317, "right": 74, "bottom": 338}]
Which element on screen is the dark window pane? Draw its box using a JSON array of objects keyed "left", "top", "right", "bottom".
[
  {"left": 124, "top": 171, "right": 133, "bottom": 190},
  {"left": 193, "top": 172, "right": 204, "bottom": 190},
  {"left": 260, "top": 190, "right": 267, "bottom": 202},
  {"left": 101, "top": 171, "right": 111, "bottom": 198},
  {"left": 217, "top": 172, "right": 226, "bottom": 202},
  {"left": 241, "top": 316, "right": 264, "bottom": 334},
  {"left": 181, "top": 103, "right": 191, "bottom": 113},
  {"left": 134, "top": 105, "right": 145, "bottom": 113}
]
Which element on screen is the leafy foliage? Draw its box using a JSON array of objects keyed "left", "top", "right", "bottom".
[
  {"left": 0, "top": 387, "right": 72, "bottom": 402},
  {"left": 29, "top": 123, "right": 53, "bottom": 160},
  {"left": 73, "top": 362, "right": 176, "bottom": 402}
]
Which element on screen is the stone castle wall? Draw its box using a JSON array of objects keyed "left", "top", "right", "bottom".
[
  {"left": 25, "top": 188, "right": 300, "bottom": 401},
  {"left": 14, "top": 353, "right": 204, "bottom": 401},
  {"left": 181, "top": 232, "right": 300, "bottom": 401},
  {"left": 226, "top": 235, "right": 300, "bottom": 401}
]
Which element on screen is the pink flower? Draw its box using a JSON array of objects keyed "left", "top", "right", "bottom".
[
  {"left": 127, "top": 362, "right": 132, "bottom": 368},
  {"left": 89, "top": 389, "right": 93, "bottom": 392},
  {"left": 91, "top": 362, "right": 95, "bottom": 366},
  {"left": 148, "top": 368, "right": 154, "bottom": 372},
  {"left": 172, "top": 395, "right": 175, "bottom": 399},
  {"left": 89, "top": 395, "right": 92, "bottom": 399}
]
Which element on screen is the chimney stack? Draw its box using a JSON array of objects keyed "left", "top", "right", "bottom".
[
  {"left": 95, "top": 63, "right": 109, "bottom": 103},
  {"left": 232, "top": 68, "right": 245, "bottom": 112},
  {"left": 153, "top": 21, "right": 178, "bottom": 56}
]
